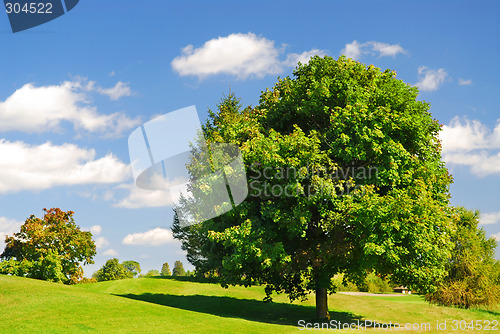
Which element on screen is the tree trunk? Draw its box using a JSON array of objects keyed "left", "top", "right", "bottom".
[{"left": 315, "top": 287, "right": 330, "bottom": 320}]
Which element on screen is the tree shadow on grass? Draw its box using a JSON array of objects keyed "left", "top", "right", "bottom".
[
  {"left": 117, "top": 293, "right": 362, "bottom": 327},
  {"left": 473, "top": 308, "right": 500, "bottom": 317},
  {"left": 147, "top": 276, "right": 219, "bottom": 284}
]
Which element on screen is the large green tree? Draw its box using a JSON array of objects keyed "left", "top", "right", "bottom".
[
  {"left": 0, "top": 208, "right": 96, "bottom": 284},
  {"left": 174, "top": 56, "right": 455, "bottom": 319}
]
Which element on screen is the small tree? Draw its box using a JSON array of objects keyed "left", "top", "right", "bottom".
[
  {"left": 92, "top": 258, "right": 130, "bottom": 282},
  {"left": 172, "top": 261, "right": 186, "bottom": 277},
  {"left": 161, "top": 262, "right": 171, "bottom": 276},
  {"left": 122, "top": 260, "right": 141, "bottom": 278},
  {"left": 425, "top": 207, "right": 500, "bottom": 308},
  {"left": 0, "top": 208, "right": 96, "bottom": 284}
]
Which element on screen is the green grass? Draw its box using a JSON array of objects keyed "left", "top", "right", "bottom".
[{"left": 1, "top": 274, "right": 498, "bottom": 333}]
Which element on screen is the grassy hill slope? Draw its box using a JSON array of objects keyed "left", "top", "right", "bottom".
[{"left": 1, "top": 274, "right": 498, "bottom": 333}]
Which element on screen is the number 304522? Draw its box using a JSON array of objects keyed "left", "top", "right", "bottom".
[{"left": 5, "top": 2, "right": 53, "bottom": 14}]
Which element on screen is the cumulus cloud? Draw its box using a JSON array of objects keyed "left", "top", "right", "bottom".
[
  {"left": 458, "top": 78, "right": 472, "bottom": 86},
  {"left": 415, "top": 66, "right": 448, "bottom": 91},
  {"left": 83, "top": 224, "right": 103, "bottom": 235},
  {"left": 95, "top": 236, "right": 110, "bottom": 249},
  {"left": 341, "top": 40, "right": 408, "bottom": 60},
  {"left": 370, "top": 42, "right": 407, "bottom": 57},
  {"left": 443, "top": 152, "right": 500, "bottom": 176},
  {"left": 97, "top": 81, "right": 132, "bottom": 100},
  {"left": 440, "top": 117, "right": 500, "bottom": 176},
  {"left": 102, "top": 249, "right": 118, "bottom": 256},
  {"left": 90, "top": 225, "right": 102, "bottom": 235},
  {"left": 440, "top": 117, "right": 500, "bottom": 153},
  {"left": 171, "top": 33, "right": 325, "bottom": 79},
  {"left": 0, "top": 80, "right": 139, "bottom": 136},
  {"left": 0, "top": 216, "right": 23, "bottom": 250},
  {"left": 123, "top": 228, "right": 175, "bottom": 246},
  {"left": 480, "top": 212, "right": 500, "bottom": 225},
  {"left": 341, "top": 40, "right": 363, "bottom": 60},
  {"left": 283, "top": 49, "right": 327, "bottom": 67},
  {"left": 0, "top": 139, "right": 131, "bottom": 194},
  {"left": 113, "top": 183, "right": 177, "bottom": 208}
]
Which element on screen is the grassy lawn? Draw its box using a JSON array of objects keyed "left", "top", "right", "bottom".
[{"left": 1, "top": 274, "right": 498, "bottom": 333}]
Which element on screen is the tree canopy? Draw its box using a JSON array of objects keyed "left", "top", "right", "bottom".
[
  {"left": 0, "top": 208, "right": 96, "bottom": 284},
  {"left": 161, "top": 262, "right": 171, "bottom": 276},
  {"left": 92, "top": 258, "right": 131, "bottom": 282},
  {"left": 174, "top": 56, "right": 457, "bottom": 319},
  {"left": 172, "top": 260, "right": 186, "bottom": 277},
  {"left": 122, "top": 260, "right": 141, "bottom": 278}
]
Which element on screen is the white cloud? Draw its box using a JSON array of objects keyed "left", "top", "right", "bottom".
[
  {"left": 123, "top": 228, "right": 175, "bottom": 246},
  {"left": 0, "top": 139, "right": 131, "bottom": 194},
  {"left": 0, "top": 80, "right": 139, "bottom": 136},
  {"left": 480, "top": 212, "right": 500, "bottom": 225},
  {"left": 113, "top": 183, "right": 176, "bottom": 208},
  {"left": 90, "top": 225, "right": 102, "bottom": 235},
  {"left": 440, "top": 117, "right": 500, "bottom": 176},
  {"left": 283, "top": 49, "right": 327, "bottom": 67},
  {"left": 172, "top": 33, "right": 280, "bottom": 79},
  {"left": 443, "top": 152, "right": 500, "bottom": 176},
  {"left": 440, "top": 117, "right": 500, "bottom": 153},
  {"left": 171, "top": 33, "right": 325, "bottom": 79},
  {"left": 83, "top": 224, "right": 102, "bottom": 235},
  {"left": 97, "top": 81, "right": 132, "bottom": 100},
  {"left": 0, "top": 217, "right": 23, "bottom": 250},
  {"left": 341, "top": 40, "right": 363, "bottom": 59},
  {"left": 102, "top": 249, "right": 118, "bottom": 256},
  {"left": 415, "top": 66, "right": 448, "bottom": 91},
  {"left": 458, "top": 78, "right": 472, "bottom": 86},
  {"left": 341, "top": 40, "right": 408, "bottom": 60},
  {"left": 95, "top": 236, "right": 109, "bottom": 249},
  {"left": 370, "top": 42, "right": 407, "bottom": 57}
]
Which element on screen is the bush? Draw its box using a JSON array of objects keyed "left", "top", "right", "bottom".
[
  {"left": 332, "top": 273, "right": 393, "bottom": 293},
  {"left": 144, "top": 270, "right": 160, "bottom": 277},
  {"left": 76, "top": 277, "right": 97, "bottom": 284},
  {"left": 332, "top": 274, "right": 358, "bottom": 292},
  {"left": 361, "top": 273, "right": 394, "bottom": 293},
  {"left": 426, "top": 280, "right": 500, "bottom": 309}
]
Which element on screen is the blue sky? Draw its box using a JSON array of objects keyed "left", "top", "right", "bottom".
[{"left": 0, "top": 0, "right": 499, "bottom": 276}]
